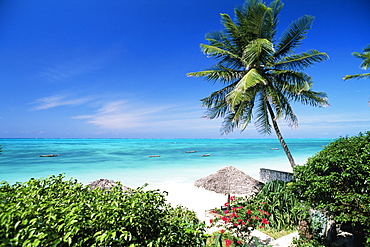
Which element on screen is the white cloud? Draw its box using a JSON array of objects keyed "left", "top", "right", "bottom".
[
  {"left": 31, "top": 94, "right": 93, "bottom": 110},
  {"left": 71, "top": 99, "right": 221, "bottom": 133}
]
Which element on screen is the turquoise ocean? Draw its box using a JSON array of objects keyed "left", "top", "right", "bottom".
[{"left": 0, "top": 138, "right": 332, "bottom": 188}]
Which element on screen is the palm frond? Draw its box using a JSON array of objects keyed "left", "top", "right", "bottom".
[
  {"left": 244, "top": 2, "right": 271, "bottom": 40},
  {"left": 268, "top": 86, "right": 298, "bottom": 128},
  {"left": 351, "top": 51, "right": 370, "bottom": 70},
  {"left": 253, "top": 91, "right": 272, "bottom": 135},
  {"left": 236, "top": 101, "right": 254, "bottom": 131},
  {"left": 288, "top": 89, "right": 329, "bottom": 107},
  {"left": 221, "top": 111, "right": 240, "bottom": 134},
  {"left": 203, "top": 30, "right": 246, "bottom": 70},
  {"left": 243, "top": 38, "right": 275, "bottom": 66},
  {"left": 271, "top": 70, "right": 312, "bottom": 93},
  {"left": 275, "top": 50, "right": 329, "bottom": 71},
  {"left": 275, "top": 15, "right": 314, "bottom": 59},
  {"left": 343, "top": 73, "right": 370, "bottom": 81},
  {"left": 221, "top": 100, "right": 255, "bottom": 134},
  {"left": 227, "top": 68, "right": 264, "bottom": 107},
  {"left": 200, "top": 44, "right": 241, "bottom": 61},
  {"left": 201, "top": 84, "right": 235, "bottom": 109},
  {"left": 203, "top": 101, "right": 230, "bottom": 120},
  {"left": 363, "top": 44, "right": 370, "bottom": 53},
  {"left": 221, "top": 13, "right": 245, "bottom": 46},
  {"left": 187, "top": 64, "right": 242, "bottom": 84},
  {"left": 205, "top": 31, "right": 231, "bottom": 50},
  {"left": 268, "top": 0, "right": 284, "bottom": 34}
]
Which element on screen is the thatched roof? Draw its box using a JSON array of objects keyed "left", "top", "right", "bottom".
[
  {"left": 194, "top": 166, "right": 264, "bottom": 196},
  {"left": 88, "top": 178, "right": 130, "bottom": 191}
]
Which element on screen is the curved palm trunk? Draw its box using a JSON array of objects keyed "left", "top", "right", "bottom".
[{"left": 266, "top": 102, "right": 296, "bottom": 168}]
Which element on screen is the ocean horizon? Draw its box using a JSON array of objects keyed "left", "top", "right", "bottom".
[{"left": 0, "top": 138, "right": 332, "bottom": 188}]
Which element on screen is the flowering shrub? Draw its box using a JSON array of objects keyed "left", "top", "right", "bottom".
[{"left": 209, "top": 196, "right": 270, "bottom": 246}]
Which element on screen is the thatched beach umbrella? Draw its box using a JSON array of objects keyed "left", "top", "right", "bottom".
[
  {"left": 88, "top": 178, "right": 130, "bottom": 191},
  {"left": 194, "top": 166, "right": 264, "bottom": 204}
]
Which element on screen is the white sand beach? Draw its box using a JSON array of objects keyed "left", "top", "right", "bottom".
[{"left": 149, "top": 181, "right": 227, "bottom": 222}]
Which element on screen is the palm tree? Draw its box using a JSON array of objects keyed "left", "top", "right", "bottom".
[
  {"left": 343, "top": 44, "right": 370, "bottom": 81},
  {"left": 187, "top": 0, "right": 329, "bottom": 168}
]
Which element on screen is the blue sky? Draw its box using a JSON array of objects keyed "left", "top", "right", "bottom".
[{"left": 1, "top": 0, "right": 369, "bottom": 139}]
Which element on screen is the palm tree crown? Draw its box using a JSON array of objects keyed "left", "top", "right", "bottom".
[
  {"left": 187, "top": 0, "right": 329, "bottom": 167},
  {"left": 343, "top": 44, "right": 370, "bottom": 80}
]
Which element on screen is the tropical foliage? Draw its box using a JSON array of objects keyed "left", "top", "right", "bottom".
[
  {"left": 343, "top": 44, "right": 370, "bottom": 80},
  {"left": 292, "top": 132, "right": 370, "bottom": 246},
  {"left": 187, "top": 0, "right": 329, "bottom": 167},
  {"left": 0, "top": 174, "right": 206, "bottom": 246},
  {"left": 231, "top": 180, "right": 303, "bottom": 231}
]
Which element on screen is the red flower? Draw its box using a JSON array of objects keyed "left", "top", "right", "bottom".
[
  {"left": 237, "top": 240, "right": 242, "bottom": 244},
  {"left": 261, "top": 202, "right": 266, "bottom": 204},
  {"left": 237, "top": 219, "right": 242, "bottom": 222},
  {"left": 224, "top": 202, "right": 229, "bottom": 207},
  {"left": 262, "top": 218, "right": 269, "bottom": 224},
  {"left": 246, "top": 209, "right": 252, "bottom": 215},
  {"left": 225, "top": 239, "right": 232, "bottom": 247},
  {"left": 230, "top": 196, "right": 236, "bottom": 201},
  {"left": 241, "top": 221, "right": 246, "bottom": 225},
  {"left": 234, "top": 223, "right": 239, "bottom": 226},
  {"left": 260, "top": 225, "right": 265, "bottom": 228},
  {"left": 210, "top": 219, "right": 213, "bottom": 224},
  {"left": 224, "top": 210, "right": 230, "bottom": 214},
  {"left": 220, "top": 229, "right": 225, "bottom": 234}
]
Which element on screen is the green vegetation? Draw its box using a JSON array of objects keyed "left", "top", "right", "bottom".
[
  {"left": 205, "top": 180, "right": 303, "bottom": 246},
  {"left": 240, "top": 180, "right": 303, "bottom": 231},
  {"left": 187, "top": 0, "right": 329, "bottom": 168},
  {"left": 343, "top": 44, "right": 370, "bottom": 80},
  {"left": 0, "top": 174, "right": 206, "bottom": 246},
  {"left": 293, "top": 131, "right": 370, "bottom": 246}
]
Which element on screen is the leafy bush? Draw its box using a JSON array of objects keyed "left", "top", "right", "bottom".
[
  {"left": 0, "top": 174, "right": 206, "bottom": 246},
  {"left": 231, "top": 180, "right": 303, "bottom": 231},
  {"left": 293, "top": 131, "right": 370, "bottom": 246}
]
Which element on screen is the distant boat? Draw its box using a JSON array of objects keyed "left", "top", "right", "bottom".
[
  {"left": 148, "top": 155, "right": 161, "bottom": 157},
  {"left": 202, "top": 154, "right": 210, "bottom": 157},
  {"left": 270, "top": 148, "right": 279, "bottom": 150},
  {"left": 40, "top": 154, "right": 59, "bottom": 157},
  {"left": 185, "top": 151, "right": 198, "bottom": 153}
]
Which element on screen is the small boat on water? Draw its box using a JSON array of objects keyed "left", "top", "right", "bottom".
[
  {"left": 148, "top": 155, "right": 161, "bottom": 157},
  {"left": 40, "top": 154, "right": 59, "bottom": 157},
  {"left": 270, "top": 148, "right": 279, "bottom": 150},
  {"left": 202, "top": 154, "right": 210, "bottom": 157},
  {"left": 185, "top": 151, "right": 198, "bottom": 153}
]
